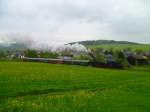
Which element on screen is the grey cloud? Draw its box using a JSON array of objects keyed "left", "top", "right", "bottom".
[{"left": 0, "top": 0, "right": 150, "bottom": 43}]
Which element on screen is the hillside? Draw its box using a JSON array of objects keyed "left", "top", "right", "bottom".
[
  {"left": 69, "top": 40, "right": 139, "bottom": 46},
  {"left": 69, "top": 40, "right": 150, "bottom": 51},
  {"left": 0, "top": 43, "right": 27, "bottom": 51}
]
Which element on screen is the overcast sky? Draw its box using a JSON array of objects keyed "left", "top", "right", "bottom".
[{"left": 0, "top": 0, "right": 150, "bottom": 43}]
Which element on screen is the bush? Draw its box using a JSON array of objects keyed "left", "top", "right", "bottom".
[
  {"left": 39, "top": 52, "right": 59, "bottom": 58},
  {"left": 24, "top": 50, "right": 38, "bottom": 58}
]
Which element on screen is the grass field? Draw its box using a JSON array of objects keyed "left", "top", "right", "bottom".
[
  {"left": 0, "top": 61, "right": 150, "bottom": 112},
  {"left": 87, "top": 44, "right": 150, "bottom": 51}
]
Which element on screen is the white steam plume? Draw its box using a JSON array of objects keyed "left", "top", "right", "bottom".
[{"left": 0, "top": 33, "right": 88, "bottom": 53}]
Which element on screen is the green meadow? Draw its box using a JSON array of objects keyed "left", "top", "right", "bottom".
[
  {"left": 87, "top": 44, "right": 150, "bottom": 51},
  {"left": 0, "top": 61, "right": 150, "bottom": 112}
]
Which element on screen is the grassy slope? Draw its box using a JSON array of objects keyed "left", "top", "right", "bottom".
[
  {"left": 0, "top": 43, "right": 27, "bottom": 51},
  {"left": 0, "top": 61, "right": 150, "bottom": 112},
  {"left": 87, "top": 44, "right": 150, "bottom": 51}
]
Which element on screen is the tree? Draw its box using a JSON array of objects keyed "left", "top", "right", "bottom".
[
  {"left": 39, "top": 52, "right": 59, "bottom": 58},
  {"left": 89, "top": 48, "right": 105, "bottom": 62},
  {"left": 0, "top": 51, "right": 5, "bottom": 59},
  {"left": 115, "top": 50, "right": 128, "bottom": 65},
  {"left": 24, "top": 50, "right": 38, "bottom": 58}
]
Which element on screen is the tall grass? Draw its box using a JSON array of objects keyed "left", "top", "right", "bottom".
[{"left": 0, "top": 61, "right": 150, "bottom": 112}]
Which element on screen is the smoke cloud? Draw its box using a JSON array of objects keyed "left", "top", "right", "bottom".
[{"left": 0, "top": 33, "right": 88, "bottom": 53}]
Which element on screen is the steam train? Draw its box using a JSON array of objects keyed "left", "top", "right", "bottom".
[{"left": 23, "top": 57, "right": 123, "bottom": 69}]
